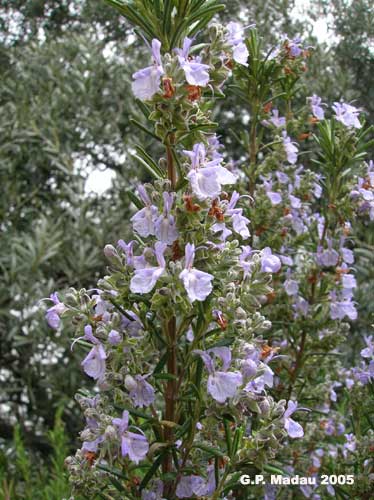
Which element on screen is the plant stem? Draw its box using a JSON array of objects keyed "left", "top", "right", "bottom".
[
  {"left": 163, "top": 135, "right": 178, "bottom": 496},
  {"left": 248, "top": 102, "right": 258, "bottom": 197},
  {"left": 287, "top": 329, "right": 307, "bottom": 399}
]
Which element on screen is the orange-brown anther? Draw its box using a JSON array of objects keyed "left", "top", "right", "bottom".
[
  {"left": 263, "top": 101, "right": 273, "bottom": 113},
  {"left": 260, "top": 344, "right": 279, "bottom": 360},
  {"left": 93, "top": 314, "right": 103, "bottom": 322},
  {"left": 283, "top": 207, "right": 291, "bottom": 216},
  {"left": 309, "top": 116, "right": 319, "bottom": 124},
  {"left": 307, "top": 273, "right": 318, "bottom": 284},
  {"left": 298, "top": 132, "right": 311, "bottom": 141},
  {"left": 336, "top": 267, "right": 349, "bottom": 277},
  {"left": 266, "top": 291, "right": 276, "bottom": 303},
  {"left": 208, "top": 199, "right": 224, "bottom": 221},
  {"left": 281, "top": 227, "right": 288, "bottom": 238},
  {"left": 83, "top": 452, "right": 97, "bottom": 466},
  {"left": 183, "top": 194, "right": 201, "bottom": 213},
  {"left": 225, "top": 58, "right": 234, "bottom": 70},
  {"left": 171, "top": 240, "right": 183, "bottom": 261},
  {"left": 284, "top": 66, "right": 294, "bottom": 75},
  {"left": 308, "top": 466, "right": 319, "bottom": 475},
  {"left": 255, "top": 225, "right": 268, "bottom": 236},
  {"left": 328, "top": 203, "right": 337, "bottom": 210},
  {"left": 216, "top": 314, "right": 228, "bottom": 331},
  {"left": 162, "top": 77, "right": 175, "bottom": 98},
  {"left": 186, "top": 85, "right": 201, "bottom": 101}
]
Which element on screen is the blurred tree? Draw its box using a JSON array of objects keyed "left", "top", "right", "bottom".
[{"left": 0, "top": 30, "right": 144, "bottom": 453}]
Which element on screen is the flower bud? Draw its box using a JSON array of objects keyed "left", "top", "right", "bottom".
[
  {"left": 108, "top": 329, "right": 122, "bottom": 345},
  {"left": 124, "top": 374, "right": 137, "bottom": 391},
  {"left": 104, "top": 425, "right": 117, "bottom": 440},
  {"left": 235, "top": 307, "right": 247, "bottom": 319},
  {"left": 103, "top": 245, "right": 117, "bottom": 259}
]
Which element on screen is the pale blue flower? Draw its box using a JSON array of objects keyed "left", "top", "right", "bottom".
[
  {"left": 154, "top": 192, "right": 179, "bottom": 244},
  {"left": 194, "top": 347, "right": 243, "bottom": 403},
  {"left": 130, "top": 185, "right": 158, "bottom": 237},
  {"left": 132, "top": 39, "right": 164, "bottom": 100},
  {"left": 179, "top": 243, "right": 213, "bottom": 302},
  {"left": 225, "top": 22, "right": 250, "bottom": 66},
  {"left": 282, "top": 132, "right": 298, "bottom": 164},
  {"left": 130, "top": 242, "right": 166, "bottom": 294},
  {"left": 260, "top": 247, "right": 281, "bottom": 273},
  {"left": 112, "top": 410, "right": 149, "bottom": 463},
  {"left": 175, "top": 37, "right": 210, "bottom": 86},
  {"left": 332, "top": 101, "right": 362, "bottom": 129},
  {"left": 125, "top": 374, "right": 155, "bottom": 408},
  {"left": 284, "top": 400, "right": 304, "bottom": 438}
]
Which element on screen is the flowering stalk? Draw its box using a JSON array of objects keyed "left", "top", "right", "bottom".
[{"left": 41, "top": 2, "right": 374, "bottom": 499}]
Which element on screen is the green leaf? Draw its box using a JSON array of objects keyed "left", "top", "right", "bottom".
[
  {"left": 139, "top": 453, "right": 164, "bottom": 490},
  {"left": 130, "top": 118, "right": 161, "bottom": 141},
  {"left": 192, "top": 443, "right": 225, "bottom": 458},
  {"left": 131, "top": 152, "right": 164, "bottom": 180}
]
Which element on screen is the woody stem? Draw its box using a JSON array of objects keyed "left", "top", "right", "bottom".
[{"left": 162, "top": 137, "right": 178, "bottom": 496}]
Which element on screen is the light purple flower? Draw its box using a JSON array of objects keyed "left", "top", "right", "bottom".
[
  {"left": 284, "top": 277, "right": 299, "bottom": 296},
  {"left": 211, "top": 222, "right": 233, "bottom": 242},
  {"left": 225, "top": 22, "right": 249, "bottom": 66},
  {"left": 282, "top": 132, "right": 298, "bottom": 164},
  {"left": 82, "top": 435, "right": 104, "bottom": 453},
  {"left": 131, "top": 185, "right": 158, "bottom": 237},
  {"left": 184, "top": 143, "right": 237, "bottom": 200},
  {"left": 132, "top": 39, "right": 164, "bottom": 100},
  {"left": 225, "top": 191, "right": 250, "bottom": 239},
  {"left": 195, "top": 347, "right": 242, "bottom": 403},
  {"left": 244, "top": 363, "right": 274, "bottom": 393},
  {"left": 260, "top": 247, "right": 281, "bottom": 273},
  {"left": 263, "top": 180, "right": 282, "bottom": 205},
  {"left": 332, "top": 101, "right": 362, "bottom": 129},
  {"left": 263, "top": 109, "right": 286, "bottom": 128},
  {"left": 130, "top": 242, "right": 167, "bottom": 294},
  {"left": 329, "top": 292, "right": 357, "bottom": 321},
  {"left": 343, "top": 433, "right": 356, "bottom": 454},
  {"left": 125, "top": 374, "right": 155, "bottom": 408},
  {"left": 309, "top": 94, "right": 325, "bottom": 120},
  {"left": 154, "top": 192, "right": 179, "bottom": 244},
  {"left": 45, "top": 292, "right": 66, "bottom": 329},
  {"left": 179, "top": 243, "right": 213, "bottom": 302},
  {"left": 317, "top": 239, "right": 339, "bottom": 267},
  {"left": 285, "top": 36, "right": 304, "bottom": 57},
  {"left": 108, "top": 329, "right": 122, "bottom": 345},
  {"left": 284, "top": 400, "right": 304, "bottom": 438},
  {"left": 112, "top": 410, "right": 149, "bottom": 464},
  {"left": 361, "top": 336, "right": 374, "bottom": 359},
  {"left": 72, "top": 324, "right": 99, "bottom": 350},
  {"left": 176, "top": 475, "right": 206, "bottom": 498},
  {"left": 240, "top": 245, "right": 254, "bottom": 278},
  {"left": 81, "top": 343, "right": 107, "bottom": 381},
  {"left": 118, "top": 240, "right": 136, "bottom": 267},
  {"left": 175, "top": 37, "right": 210, "bottom": 86}
]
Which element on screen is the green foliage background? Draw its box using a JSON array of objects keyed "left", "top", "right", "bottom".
[{"left": 0, "top": 0, "right": 372, "bottom": 498}]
